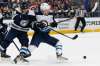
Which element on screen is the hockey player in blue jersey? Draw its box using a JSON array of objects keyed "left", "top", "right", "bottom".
[
  {"left": 0, "top": 9, "right": 11, "bottom": 58},
  {"left": 0, "top": 2, "right": 36, "bottom": 59},
  {"left": 29, "top": 3, "right": 68, "bottom": 61}
]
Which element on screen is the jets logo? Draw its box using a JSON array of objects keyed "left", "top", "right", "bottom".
[{"left": 20, "top": 20, "right": 29, "bottom": 27}]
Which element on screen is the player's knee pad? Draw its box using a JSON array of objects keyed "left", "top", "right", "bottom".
[{"left": 20, "top": 47, "right": 31, "bottom": 58}]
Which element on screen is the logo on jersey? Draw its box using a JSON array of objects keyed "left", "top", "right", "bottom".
[{"left": 20, "top": 20, "right": 29, "bottom": 27}]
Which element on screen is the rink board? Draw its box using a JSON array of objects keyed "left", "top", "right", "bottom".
[{"left": 3, "top": 17, "right": 100, "bottom": 36}]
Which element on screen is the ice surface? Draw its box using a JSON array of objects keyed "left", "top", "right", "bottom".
[{"left": 1, "top": 32, "right": 100, "bottom": 66}]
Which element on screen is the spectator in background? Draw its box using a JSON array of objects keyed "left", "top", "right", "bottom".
[
  {"left": 0, "top": 0, "right": 73, "bottom": 18},
  {"left": 0, "top": 0, "right": 3, "bottom": 2},
  {"left": 2, "top": 4, "right": 12, "bottom": 19},
  {"left": 53, "top": 5, "right": 60, "bottom": 18},
  {"left": 3, "top": 0, "right": 9, "bottom": 2}
]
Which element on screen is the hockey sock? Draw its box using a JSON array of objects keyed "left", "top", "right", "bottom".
[{"left": 56, "top": 41, "right": 63, "bottom": 57}]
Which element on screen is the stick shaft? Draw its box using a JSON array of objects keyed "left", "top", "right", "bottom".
[
  {"left": 50, "top": 28, "right": 74, "bottom": 39},
  {"left": 57, "top": 17, "right": 74, "bottom": 24},
  {"left": 12, "top": 41, "right": 20, "bottom": 51}
]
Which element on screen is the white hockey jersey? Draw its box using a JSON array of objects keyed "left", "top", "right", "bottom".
[{"left": 36, "top": 15, "right": 54, "bottom": 23}]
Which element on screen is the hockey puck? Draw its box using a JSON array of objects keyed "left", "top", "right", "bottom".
[{"left": 83, "top": 56, "right": 87, "bottom": 59}]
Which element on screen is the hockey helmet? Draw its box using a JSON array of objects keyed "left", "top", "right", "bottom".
[{"left": 40, "top": 3, "right": 51, "bottom": 11}]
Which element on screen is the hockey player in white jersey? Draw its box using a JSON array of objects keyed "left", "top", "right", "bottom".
[{"left": 29, "top": 3, "right": 68, "bottom": 61}]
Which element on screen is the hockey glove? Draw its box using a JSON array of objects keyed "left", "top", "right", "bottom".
[
  {"left": 36, "top": 20, "right": 48, "bottom": 29},
  {"left": 50, "top": 22, "right": 58, "bottom": 27}
]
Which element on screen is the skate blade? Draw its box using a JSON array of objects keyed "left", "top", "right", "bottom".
[
  {"left": 0, "top": 57, "right": 12, "bottom": 63},
  {"left": 57, "top": 57, "right": 68, "bottom": 63},
  {"left": 14, "top": 55, "right": 29, "bottom": 64}
]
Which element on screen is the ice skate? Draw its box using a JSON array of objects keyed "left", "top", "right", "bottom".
[
  {"left": 1, "top": 52, "right": 11, "bottom": 58},
  {"left": 57, "top": 54, "right": 68, "bottom": 62},
  {"left": 14, "top": 54, "right": 29, "bottom": 64}
]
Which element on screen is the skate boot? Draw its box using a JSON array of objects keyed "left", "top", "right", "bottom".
[
  {"left": 56, "top": 54, "right": 68, "bottom": 61},
  {"left": 14, "top": 54, "right": 29, "bottom": 64},
  {"left": 1, "top": 50, "right": 10, "bottom": 58},
  {"left": 56, "top": 45, "right": 68, "bottom": 62},
  {"left": 0, "top": 50, "right": 11, "bottom": 62},
  {"left": 1, "top": 52, "right": 11, "bottom": 58},
  {"left": 13, "top": 47, "right": 30, "bottom": 64}
]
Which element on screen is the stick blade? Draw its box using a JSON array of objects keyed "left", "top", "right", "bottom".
[{"left": 72, "top": 35, "right": 78, "bottom": 40}]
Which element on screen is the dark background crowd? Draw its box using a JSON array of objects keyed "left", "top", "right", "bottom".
[{"left": 0, "top": 0, "right": 100, "bottom": 19}]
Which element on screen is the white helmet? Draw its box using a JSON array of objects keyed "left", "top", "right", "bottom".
[{"left": 40, "top": 3, "right": 51, "bottom": 11}]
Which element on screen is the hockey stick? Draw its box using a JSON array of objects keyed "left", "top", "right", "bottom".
[
  {"left": 12, "top": 41, "right": 20, "bottom": 51},
  {"left": 12, "top": 41, "right": 29, "bottom": 64},
  {"left": 37, "top": 21, "right": 78, "bottom": 40},
  {"left": 49, "top": 27, "right": 78, "bottom": 40},
  {"left": 56, "top": 17, "right": 74, "bottom": 24}
]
